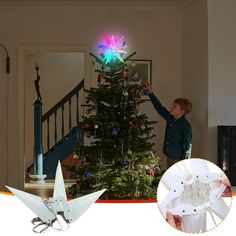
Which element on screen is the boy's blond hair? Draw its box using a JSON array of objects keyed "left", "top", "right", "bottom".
[{"left": 174, "top": 98, "right": 192, "bottom": 114}]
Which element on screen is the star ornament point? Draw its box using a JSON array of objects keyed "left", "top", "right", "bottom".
[{"left": 6, "top": 162, "right": 106, "bottom": 233}]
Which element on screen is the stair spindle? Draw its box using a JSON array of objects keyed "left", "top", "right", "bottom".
[
  {"left": 61, "top": 105, "right": 65, "bottom": 138},
  {"left": 47, "top": 117, "right": 50, "bottom": 150},
  {"left": 54, "top": 111, "right": 57, "bottom": 144},
  {"left": 76, "top": 92, "right": 79, "bottom": 126},
  {"left": 69, "top": 98, "right": 72, "bottom": 131}
]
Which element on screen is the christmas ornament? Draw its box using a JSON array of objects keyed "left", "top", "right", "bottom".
[
  {"left": 130, "top": 61, "right": 136, "bottom": 67},
  {"left": 97, "top": 74, "right": 101, "bottom": 83},
  {"left": 148, "top": 151, "right": 154, "bottom": 158},
  {"left": 86, "top": 109, "right": 91, "bottom": 114},
  {"left": 98, "top": 35, "right": 128, "bottom": 64},
  {"left": 154, "top": 164, "right": 161, "bottom": 174},
  {"left": 143, "top": 89, "right": 149, "bottom": 96},
  {"left": 73, "top": 154, "right": 79, "bottom": 159},
  {"left": 140, "top": 123, "right": 146, "bottom": 130},
  {"left": 6, "top": 162, "right": 106, "bottom": 233},
  {"left": 121, "top": 160, "right": 129, "bottom": 167},
  {"left": 76, "top": 178, "right": 81, "bottom": 185},
  {"left": 124, "top": 70, "right": 128, "bottom": 81},
  {"left": 127, "top": 149, "right": 132, "bottom": 155},
  {"left": 129, "top": 119, "right": 136, "bottom": 127},
  {"left": 145, "top": 165, "right": 149, "bottom": 170},
  {"left": 112, "top": 128, "right": 118, "bottom": 136},
  {"left": 134, "top": 96, "right": 140, "bottom": 103},
  {"left": 123, "top": 90, "right": 129, "bottom": 96},
  {"left": 85, "top": 172, "right": 93, "bottom": 180},
  {"left": 94, "top": 124, "right": 99, "bottom": 138},
  {"left": 84, "top": 124, "right": 90, "bottom": 129},
  {"left": 148, "top": 129, "right": 153, "bottom": 136},
  {"left": 149, "top": 168, "right": 155, "bottom": 177}
]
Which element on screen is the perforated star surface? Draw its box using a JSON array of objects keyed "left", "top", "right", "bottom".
[{"left": 157, "top": 159, "right": 232, "bottom": 233}]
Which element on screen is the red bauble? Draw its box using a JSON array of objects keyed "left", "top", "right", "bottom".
[
  {"left": 97, "top": 74, "right": 101, "bottom": 83},
  {"left": 84, "top": 124, "right": 90, "bottom": 129},
  {"left": 76, "top": 178, "right": 81, "bottom": 185},
  {"left": 129, "top": 119, "right": 136, "bottom": 127},
  {"left": 149, "top": 168, "right": 155, "bottom": 177}
]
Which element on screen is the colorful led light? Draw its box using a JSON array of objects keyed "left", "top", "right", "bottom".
[{"left": 98, "top": 35, "right": 127, "bottom": 64}]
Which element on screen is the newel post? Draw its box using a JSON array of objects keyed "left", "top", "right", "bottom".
[{"left": 30, "top": 63, "right": 46, "bottom": 183}]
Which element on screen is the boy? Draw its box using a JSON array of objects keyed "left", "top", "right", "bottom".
[{"left": 147, "top": 85, "right": 192, "bottom": 168}]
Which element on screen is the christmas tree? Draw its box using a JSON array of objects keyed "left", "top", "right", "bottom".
[{"left": 68, "top": 35, "right": 160, "bottom": 199}]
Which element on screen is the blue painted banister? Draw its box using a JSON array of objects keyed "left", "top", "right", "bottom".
[
  {"left": 42, "top": 79, "right": 84, "bottom": 123},
  {"left": 29, "top": 79, "right": 84, "bottom": 178},
  {"left": 33, "top": 100, "right": 43, "bottom": 177},
  {"left": 41, "top": 79, "right": 84, "bottom": 150}
]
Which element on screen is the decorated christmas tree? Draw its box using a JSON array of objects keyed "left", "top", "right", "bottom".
[{"left": 68, "top": 35, "right": 160, "bottom": 199}]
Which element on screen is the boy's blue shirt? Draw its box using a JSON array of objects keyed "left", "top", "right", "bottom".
[{"left": 149, "top": 92, "right": 192, "bottom": 160}]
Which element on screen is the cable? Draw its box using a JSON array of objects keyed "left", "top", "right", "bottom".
[{"left": 31, "top": 199, "right": 70, "bottom": 233}]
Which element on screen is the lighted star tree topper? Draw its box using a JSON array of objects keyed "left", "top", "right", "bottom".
[{"left": 97, "top": 35, "right": 128, "bottom": 64}]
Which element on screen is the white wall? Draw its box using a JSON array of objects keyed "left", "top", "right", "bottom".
[
  {"left": 0, "top": 3, "right": 182, "bottom": 190},
  {"left": 182, "top": 0, "right": 208, "bottom": 159},
  {"left": 208, "top": 0, "right": 236, "bottom": 163}
]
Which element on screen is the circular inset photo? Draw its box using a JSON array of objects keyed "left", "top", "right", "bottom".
[{"left": 157, "top": 158, "right": 232, "bottom": 233}]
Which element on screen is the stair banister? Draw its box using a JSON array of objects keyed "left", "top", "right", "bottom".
[
  {"left": 41, "top": 79, "right": 84, "bottom": 152},
  {"left": 28, "top": 79, "right": 84, "bottom": 177}
]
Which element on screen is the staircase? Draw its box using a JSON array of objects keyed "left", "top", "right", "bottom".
[
  {"left": 43, "top": 126, "right": 83, "bottom": 179},
  {"left": 29, "top": 79, "right": 84, "bottom": 179}
]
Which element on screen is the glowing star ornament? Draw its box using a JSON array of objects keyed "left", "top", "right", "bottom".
[
  {"left": 6, "top": 162, "right": 106, "bottom": 233},
  {"left": 98, "top": 35, "right": 128, "bottom": 64}
]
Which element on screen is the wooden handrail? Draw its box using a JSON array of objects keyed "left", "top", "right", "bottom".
[{"left": 42, "top": 79, "right": 84, "bottom": 122}]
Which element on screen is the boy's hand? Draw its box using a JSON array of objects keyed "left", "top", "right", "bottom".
[
  {"left": 145, "top": 83, "right": 153, "bottom": 94},
  {"left": 166, "top": 211, "right": 182, "bottom": 231},
  {"left": 220, "top": 178, "right": 232, "bottom": 197}
]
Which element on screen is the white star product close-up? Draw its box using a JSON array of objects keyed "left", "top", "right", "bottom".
[
  {"left": 6, "top": 162, "right": 106, "bottom": 233},
  {"left": 157, "top": 158, "right": 232, "bottom": 233}
]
